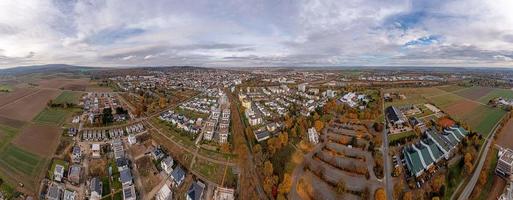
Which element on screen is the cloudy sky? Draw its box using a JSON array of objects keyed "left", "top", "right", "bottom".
[{"left": 0, "top": 0, "right": 512, "bottom": 68}]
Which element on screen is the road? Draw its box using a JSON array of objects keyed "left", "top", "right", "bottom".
[
  {"left": 381, "top": 89, "right": 394, "bottom": 200},
  {"left": 456, "top": 114, "right": 506, "bottom": 200}
]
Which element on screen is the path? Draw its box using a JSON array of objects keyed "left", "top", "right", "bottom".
[{"left": 456, "top": 114, "right": 506, "bottom": 200}]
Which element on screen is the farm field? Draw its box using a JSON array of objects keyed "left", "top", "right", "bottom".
[
  {"left": 496, "top": 116, "right": 513, "bottom": 150},
  {"left": 437, "top": 85, "right": 467, "bottom": 93},
  {"left": 389, "top": 86, "right": 508, "bottom": 137},
  {"left": 33, "top": 108, "right": 70, "bottom": 125},
  {"left": 0, "top": 89, "right": 61, "bottom": 121},
  {"left": 0, "top": 87, "right": 38, "bottom": 107},
  {"left": 0, "top": 144, "right": 45, "bottom": 190},
  {"left": 11, "top": 123, "right": 61, "bottom": 157},
  {"left": 35, "top": 78, "right": 90, "bottom": 90},
  {"left": 0, "top": 124, "right": 19, "bottom": 150},
  {"left": 384, "top": 87, "right": 445, "bottom": 107},
  {"left": 53, "top": 91, "right": 82, "bottom": 104}
]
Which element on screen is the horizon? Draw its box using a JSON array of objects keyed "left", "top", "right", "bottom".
[{"left": 1, "top": 0, "right": 513, "bottom": 68}]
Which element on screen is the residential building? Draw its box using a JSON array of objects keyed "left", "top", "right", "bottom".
[
  {"left": 298, "top": 83, "right": 306, "bottom": 92},
  {"left": 308, "top": 128, "right": 319, "bottom": 144},
  {"left": 254, "top": 129, "right": 270, "bottom": 142},
  {"left": 119, "top": 167, "right": 133, "bottom": 187},
  {"left": 63, "top": 190, "right": 77, "bottom": 200},
  {"left": 171, "top": 165, "right": 186, "bottom": 187},
  {"left": 91, "top": 144, "right": 101, "bottom": 158},
  {"left": 90, "top": 177, "right": 103, "bottom": 200},
  {"left": 46, "top": 182, "right": 63, "bottom": 200},
  {"left": 186, "top": 181, "right": 205, "bottom": 200},
  {"left": 213, "top": 187, "right": 235, "bottom": 200},
  {"left": 71, "top": 146, "right": 81, "bottom": 163},
  {"left": 122, "top": 185, "right": 136, "bottom": 200},
  {"left": 161, "top": 156, "right": 174, "bottom": 175},
  {"left": 68, "top": 165, "right": 81, "bottom": 185},
  {"left": 385, "top": 106, "right": 408, "bottom": 129},
  {"left": 497, "top": 148, "right": 513, "bottom": 177},
  {"left": 127, "top": 134, "right": 137, "bottom": 145},
  {"left": 156, "top": 184, "right": 173, "bottom": 200},
  {"left": 54, "top": 164, "right": 65, "bottom": 182}
]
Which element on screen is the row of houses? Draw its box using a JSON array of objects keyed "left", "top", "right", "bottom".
[
  {"left": 81, "top": 123, "right": 145, "bottom": 141},
  {"left": 402, "top": 126, "right": 469, "bottom": 178},
  {"left": 160, "top": 110, "right": 202, "bottom": 135}
]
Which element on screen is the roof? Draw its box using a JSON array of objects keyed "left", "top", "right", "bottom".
[
  {"left": 403, "top": 146, "right": 424, "bottom": 176},
  {"left": 171, "top": 165, "right": 185, "bottom": 182},
  {"left": 90, "top": 177, "right": 102, "bottom": 194},
  {"left": 91, "top": 143, "right": 100, "bottom": 151},
  {"left": 385, "top": 106, "right": 407, "bottom": 123},
  {"left": 187, "top": 181, "right": 205, "bottom": 200},
  {"left": 63, "top": 190, "right": 76, "bottom": 200},
  {"left": 120, "top": 168, "right": 133, "bottom": 183},
  {"left": 500, "top": 149, "right": 513, "bottom": 165},
  {"left": 123, "top": 185, "right": 136, "bottom": 200}
]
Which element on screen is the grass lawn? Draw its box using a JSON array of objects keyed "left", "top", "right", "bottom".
[
  {"left": 112, "top": 191, "right": 122, "bottom": 200},
  {"left": 153, "top": 117, "right": 196, "bottom": 147},
  {"left": 0, "top": 144, "right": 43, "bottom": 176},
  {"left": 384, "top": 87, "right": 443, "bottom": 107},
  {"left": 53, "top": 91, "right": 81, "bottom": 104},
  {"left": 445, "top": 161, "right": 464, "bottom": 200},
  {"left": 195, "top": 159, "right": 224, "bottom": 183},
  {"left": 198, "top": 147, "right": 237, "bottom": 160},
  {"left": 175, "top": 107, "right": 209, "bottom": 119},
  {"left": 388, "top": 131, "right": 416, "bottom": 144},
  {"left": 48, "top": 159, "right": 69, "bottom": 178},
  {"left": 33, "top": 108, "right": 69, "bottom": 125},
  {"left": 101, "top": 176, "right": 111, "bottom": 196}
]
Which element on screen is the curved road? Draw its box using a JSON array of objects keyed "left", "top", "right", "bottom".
[{"left": 457, "top": 115, "right": 506, "bottom": 200}]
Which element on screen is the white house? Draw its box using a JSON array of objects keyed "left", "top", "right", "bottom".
[
  {"left": 161, "top": 156, "right": 174, "bottom": 175},
  {"left": 54, "top": 164, "right": 65, "bottom": 182}
]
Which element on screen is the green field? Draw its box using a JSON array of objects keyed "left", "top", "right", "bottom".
[
  {"left": 54, "top": 91, "right": 81, "bottom": 104},
  {"left": 388, "top": 131, "right": 416, "bottom": 144},
  {"left": 0, "top": 144, "right": 43, "bottom": 176},
  {"left": 33, "top": 108, "right": 69, "bottom": 125},
  {"left": 478, "top": 89, "right": 513, "bottom": 104},
  {"left": 0, "top": 124, "right": 19, "bottom": 150},
  {"left": 384, "top": 87, "right": 444, "bottom": 107},
  {"left": 0, "top": 85, "right": 12, "bottom": 92},
  {"left": 427, "top": 93, "right": 463, "bottom": 109}
]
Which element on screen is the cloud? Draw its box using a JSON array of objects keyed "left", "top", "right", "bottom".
[{"left": 0, "top": 0, "right": 512, "bottom": 68}]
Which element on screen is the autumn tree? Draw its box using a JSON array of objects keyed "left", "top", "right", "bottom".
[
  {"left": 375, "top": 188, "right": 386, "bottom": 200},
  {"left": 402, "top": 191, "right": 413, "bottom": 200},
  {"left": 278, "top": 173, "right": 292, "bottom": 195},
  {"left": 263, "top": 160, "right": 274, "bottom": 177},
  {"left": 464, "top": 152, "right": 474, "bottom": 174}
]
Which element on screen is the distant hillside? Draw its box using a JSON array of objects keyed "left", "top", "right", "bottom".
[{"left": 0, "top": 64, "right": 100, "bottom": 76}]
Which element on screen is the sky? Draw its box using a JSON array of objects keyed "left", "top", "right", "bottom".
[{"left": 0, "top": 0, "right": 513, "bottom": 68}]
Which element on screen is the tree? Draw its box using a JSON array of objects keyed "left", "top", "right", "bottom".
[
  {"left": 432, "top": 174, "right": 445, "bottom": 193},
  {"left": 314, "top": 120, "right": 324, "bottom": 132},
  {"left": 375, "top": 188, "right": 386, "bottom": 200},
  {"left": 336, "top": 179, "right": 346, "bottom": 194},
  {"left": 393, "top": 180, "right": 404, "bottom": 199},
  {"left": 464, "top": 152, "right": 474, "bottom": 174},
  {"left": 278, "top": 173, "right": 292, "bottom": 194},
  {"left": 278, "top": 132, "right": 288, "bottom": 146},
  {"left": 402, "top": 191, "right": 413, "bottom": 200},
  {"left": 159, "top": 97, "right": 167, "bottom": 109},
  {"left": 263, "top": 161, "right": 274, "bottom": 177}
]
